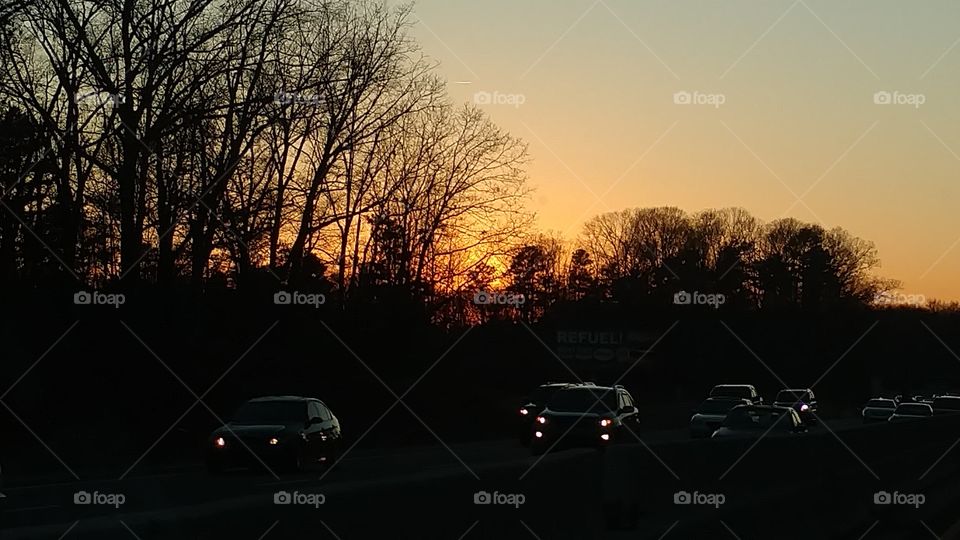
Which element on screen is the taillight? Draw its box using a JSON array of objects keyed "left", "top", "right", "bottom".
[{"left": 536, "top": 416, "right": 547, "bottom": 424}]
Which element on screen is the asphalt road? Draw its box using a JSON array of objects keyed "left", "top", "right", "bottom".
[{"left": 4, "top": 416, "right": 960, "bottom": 539}]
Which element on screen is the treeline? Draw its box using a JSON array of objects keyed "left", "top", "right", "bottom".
[
  {"left": 0, "top": 0, "right": 531, "bottom": 305},
  {"left": 493, "top": 207, "right": 906, "bottom": 322},
  {"left": 0, "top": 1, "right": 946, "bottom": 326}
]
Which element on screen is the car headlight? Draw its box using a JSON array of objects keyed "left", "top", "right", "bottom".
[
  {"left": 800, "top": 404, "right": 810, "bottom": 412},
  {"left": 536, "top": 416, "right": 547, "bottom": 424},
  {"left": 599, "top": 419, "right": 612, "bottom": 427},
  {"left": 214, "top": 437, "right": 226, "bottom": 448},
  {"left": 268, "top": 437, "right": 280, "bottom": 445}
]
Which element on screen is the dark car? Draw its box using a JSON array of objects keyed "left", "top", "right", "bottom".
[
  {"left": 772, "top": 388, "right": 818, "bottom": 424},
  {"left": 711, "top": 405, "right": 806, "bottom": 439},
  {"left": 709, "top": 384, "right": 762, "bottom": 404},
  {"left": 689, "top": 397, "right": 751, "bottom": 438},
  {"left": 206, "top": 396, "right": 342, "bottom": 473},
  {"left": 888, "top": 402, "right": 933, "bottom": 422},
  {"left": 933, "top": 396, "right": 960, "bottom": 415},
  {"left": 530, "top": 385, "right": 640, "bottom": 454},
  {"left": 861, "top": 398, "right": 897, "bottom": 423},
  {"left": 518, "top": 383, "right": 575, "bottom": 440}
]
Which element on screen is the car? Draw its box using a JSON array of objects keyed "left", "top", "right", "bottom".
[
  {"left": 206, "top": 396, "right": 342, "bottom": 473},
  {"left": 711, "top": 405, "right": 806, "bottom": 439},
  {"left": 888, "top": 402, "right": 933, "bottom": 422},
  {"left": 861, "top": 398, "right": 897, "bottom": 423},
  {"left": 709, "top": 384, "right": 763, "bottom": 404},
  {"left": 517, "top": 382, "right": 595, "bottom": 444},
  {"left": 772, "top": 388, "right": 818, "bottom": 424},
  {"left": 530, "top": 385, "right": 640, "bottom": 454},
  {"left": 689, "top": 397, "right": 751, "bottom": 438},
  {"left": 933, "top": 396, "right": 960, "bottom": 415}
]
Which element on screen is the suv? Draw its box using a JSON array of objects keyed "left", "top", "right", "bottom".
[
  {"left": 709, "top": 384, "right": 763, "bottom": 404},
  {"left": 206, "top": 396, "right": 342, "bottom": 473},
  {"left": 772, "top": 388, "right": 818, "bottom": 424},
  {"left": 530, "top": 385, "right": 640, "bottom": 454},
  {"left": 933, "top": 396, "right": 960, "bottom": 415}
]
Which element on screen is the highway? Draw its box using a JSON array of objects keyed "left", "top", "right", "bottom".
[{"left": 4, "top": 416, "right": 960, "bottom": 539}]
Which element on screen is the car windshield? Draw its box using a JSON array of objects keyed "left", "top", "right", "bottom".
[
  {"left": 896, "top": 403, "right": 931, "bottom": 415},
  {"left": 547, "top": 388, "right": 619, "bottom": 413},
  {"left": 232, "top": 401, "right": 305, "bottom": 424},
  {"left": 723, "top": 408, "right": 795, "bottom": 430},
  {"left": 711, "top": 386, "right": 751, "bottom": 399},
  {"left": 697, "top": 399, "right": 742, "bottom": 414},
  {"left": 528, "top": 386, "right": 565, "bottom": 405},
  {"left": 866, "top": 399, "right": 896, "bottom": 409},
  {"left": 775, "top": 390, "right": 810, "bottom": 403}
]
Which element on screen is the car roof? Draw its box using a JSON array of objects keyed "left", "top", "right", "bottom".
[
  {"left": 714, "top": 384, "right": 755, "bottom": 388},
  {"left": 557, "top": 384, "right": 620, "bottom": 392},
  {"left": 704, "top": 396, "right": 749, "bottom": 403},
  {"left": 248, "top": 395, "right": 311, "bottom": 403},
  {"left": 778, "top": 388, "right": 812, "bottom": 393}
]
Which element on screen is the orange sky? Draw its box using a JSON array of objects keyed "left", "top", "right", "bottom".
[{"left": 397, "top": 0, "right": 960, "bottom": 302}]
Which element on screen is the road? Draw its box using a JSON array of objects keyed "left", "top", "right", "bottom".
[{"left": 4, "top": 416, "right": 960, "bottom": 539}]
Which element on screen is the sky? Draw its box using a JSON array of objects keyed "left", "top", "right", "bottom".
[{"left": 392, "top": 0, "right": 960, "bottom": 302}]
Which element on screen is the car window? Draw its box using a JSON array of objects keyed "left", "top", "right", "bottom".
[
  {"left": 866, "top": 399, "right": 896, "bottom": 409},
  {"left": 897, "top": 403, "right": 932, "bottom": 415},
  {"left": 316, "top": 402, "right": 333, "bottom": 421},
  {"left": 547, "top": 388, "right": 618, "bottom": 413},
  {"left": 775, "top": 390, "right": 810, "bottom": 402},
  {"left": 622, "top": 392, "right": 634, "bottom": 408},
  {"left": 233, "top": 401, "right": 306, "bottom": 424}
]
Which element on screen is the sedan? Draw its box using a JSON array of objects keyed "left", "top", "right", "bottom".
[
  {"left": 888, "top": 402, "right": 933, "bottom": 422},
  {"left": 689, "top": 398, "right": 750, "bottom": 438},
  {"left": 861, "top": 398, "right": 897, "bottom": 423},
  {"left": 772, "top": 388, "right": 818, "bottom": 424},
  {"left": 206, "top": 396, "right": 342, "bottom": 473},
  {"left": 711, "top": 405, "right": 806, "bottom": 439}
]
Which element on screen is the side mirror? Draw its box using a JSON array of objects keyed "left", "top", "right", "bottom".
[
  {"left": 620, "top": 405, "right": 637, "bottom": 415},
  {"left": 306, "top": 417, "right": 323, "bottom": 426}
]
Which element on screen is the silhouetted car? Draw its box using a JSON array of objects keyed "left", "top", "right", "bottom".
[
  {"left": 933, "top": 396, "right": 960, "bottom": 415},
  {"left": 689, "top": 397, "right": 750, "bottom": 438},
  {"left": 709, "top": 384, "right": 763, "bottom": 404},
  {"left": 861, "top": 398, "right": 897, "bottom": 423},
  {"left": 711, "top": 405, "right": 806, "bottom": 439},
  {"left": 206, "top": 396, "right": 342, "bottom": 473},
  {"left": 772, "top": 388, "right": 818, "bottom": 424},
  {"left": 530, "top": 385, "right": 640, "bottom": 454},
  {"left": 517, "top": 382, "right": 587, "bottom": 441},
  {"left": 888, "top": 402, "right": 933, "bottom": 422}
]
